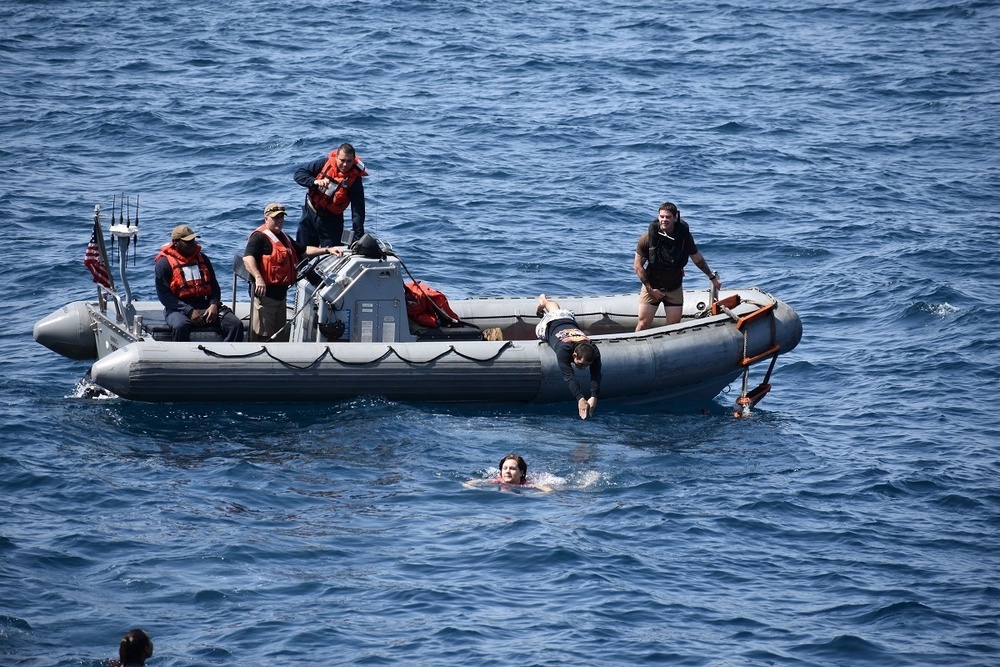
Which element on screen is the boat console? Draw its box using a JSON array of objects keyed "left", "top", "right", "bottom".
[{"left": 290, "top": 236, "right": 416, "bottom": 344}]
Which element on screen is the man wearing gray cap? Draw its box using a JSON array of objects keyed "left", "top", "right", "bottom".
[{"left": 154, "top": 224, "right": 245, "bottom": 342}]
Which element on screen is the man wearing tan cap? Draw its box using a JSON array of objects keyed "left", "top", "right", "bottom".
[
  {"left": 154, "top": 225, "right": 244, "bottom": 342},
  {"left": 243, "top": 202, "right": 343, "bottom": 341}
]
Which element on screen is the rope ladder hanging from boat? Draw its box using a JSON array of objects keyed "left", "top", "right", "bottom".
[{"left": 718, "top": 297, "right": 783, "bottom": 418}]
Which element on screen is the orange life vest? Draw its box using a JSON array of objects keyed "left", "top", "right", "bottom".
[
  {"left": 403, "top": 281, "right": 460, "bottom": 328},
  {"left": 155, "top": 243, "right": 214, "bottom": 301},
  {"left": 307, "top": 151, "right": 368, "bottom": 216},
  {"left": 250, "top": 224, "right": 299, "bottom": 286}
]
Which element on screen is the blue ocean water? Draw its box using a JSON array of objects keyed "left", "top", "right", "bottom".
[{"left": 2, "top": 0, "right": 999, "bottom": 665}]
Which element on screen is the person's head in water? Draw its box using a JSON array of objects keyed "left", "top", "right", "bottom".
[
  {"left": 118, "top": 629, "right": 153, "bottom": 666},
  {"left": 499, "top": 454, "right": 527, "bottom": 485}
]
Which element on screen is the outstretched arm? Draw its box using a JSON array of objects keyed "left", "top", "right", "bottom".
[
  {"left": 303, "top": 245, "right": 343, "bottom": 258},
  {"left": 350, "top": 178, "right": 366, "bottom": 238}
]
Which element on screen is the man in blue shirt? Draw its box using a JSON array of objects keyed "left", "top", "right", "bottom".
[
  {"left": 293, "top": 143, "right": 367, "bottom": 247},
  {"left": 154, "top": 225, "right": 244, "bottom": 342}
]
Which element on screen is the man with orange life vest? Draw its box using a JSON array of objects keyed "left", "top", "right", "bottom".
[
  {"left": 535, "top": 294, "right": 602, "bottom": 420},
  {"left": 293, "top": 142, "right": 367, "bottom": 247},
  {"left": 154, "top": 225, "right": 244, "bottom": 342},
  {"left": 242, "top": 202, "right": 343, "bottom": 342}
]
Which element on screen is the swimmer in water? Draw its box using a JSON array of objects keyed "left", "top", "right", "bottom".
[
  {"left": 109, "top": 629, "right": 153, "bottom": 667},
  {"left": 464, "top": 453, "right": 553, "bottom": 493}
]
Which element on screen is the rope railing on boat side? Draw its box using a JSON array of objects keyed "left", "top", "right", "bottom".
[
  {"left": 455, "top": 298, "right": 774, "bottom": 324},
  {"left": 447, "top": 276, "right": 749, "bottom": 324},
  {"left": 195, "top": 341, "right": 515, "bottom": 369},
  {"left": 456, "top": 310, "right": 636, "bottom": 322}
]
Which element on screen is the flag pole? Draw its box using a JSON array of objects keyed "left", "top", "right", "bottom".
[
  {"left": 93, "top": 205, "right": 115, "bottom": 292},
  {"left": 84, "top": 205, "right": 115, "bottom": 295}
]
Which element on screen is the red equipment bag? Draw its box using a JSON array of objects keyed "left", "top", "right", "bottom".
[{"left": 403, "top": 281, "right": 460, "bottom": 328}]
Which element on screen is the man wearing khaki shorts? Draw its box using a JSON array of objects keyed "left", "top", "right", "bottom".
[
  {"left": 243, "top": 202, "right": 342, "bottom": 341},
  {"left": 633, "top": 201, "right": 722, "bottom": 331}
]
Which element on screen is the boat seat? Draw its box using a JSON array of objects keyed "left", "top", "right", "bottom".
[
  {"left": 413, "top": 323, "right": 484, "bottom": 341},
  {"left": 232, "top": 252, "right": 253, "bottom": 284},
  {"left": 143, "top": 322, "right": 239, "bottom": 343}
]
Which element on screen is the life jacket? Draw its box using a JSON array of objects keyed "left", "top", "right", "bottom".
[
  {"left": 250, "top": 224, "right": 299, "bottom": 286},
  {"left": 307, "top": 151, "right": 368, "bottom": 216},
  {"left": 646, "top": 218, "right": 691, "bottom": 269},
  {"left": 155, "top": 243, "right": 213, "bottom": 301},
  {"left": 403, "top": 281, "right": 460, "bottom": 328}
]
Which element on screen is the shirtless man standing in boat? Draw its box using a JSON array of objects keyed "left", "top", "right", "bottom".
[
  {"left": 536, "top": 295, "right": 602, "bottom": 419},
  {"left": 634, "top": 201, "right": 722, "bottom": 330}
]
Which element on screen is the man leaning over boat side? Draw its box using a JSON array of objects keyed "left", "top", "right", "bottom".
[
  {"left": 535, "top": 295, "right": 602, "bottom": 420},
  {"left": 293, "top": 142, "right": 367, "bottom": 247},
  {"left": 633, "top": 201, "right": 722, "bottom": 330},
  {"left": 242, "top": 202, "right": 342, "bottom": 342},
  {"left": 154, "top": 225, "right": 244, "bottom": 343}
]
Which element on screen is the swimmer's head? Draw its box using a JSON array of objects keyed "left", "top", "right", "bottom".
[
  {"left": 119, "top": 629, "right": 153, "bottom": 666},
  {"left": 499, "top": 454, "right": 527, "bottom": 485}
]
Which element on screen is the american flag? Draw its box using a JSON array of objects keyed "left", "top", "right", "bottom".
[{"left": 84, "top": 219, "right": 113, "bottom": 289}]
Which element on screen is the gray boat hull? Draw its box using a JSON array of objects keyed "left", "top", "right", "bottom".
[{"left": 81, "top": 289, "right": 800, "bottom": 405}]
